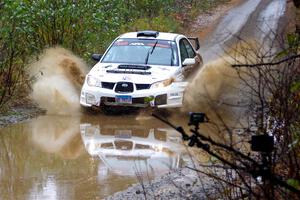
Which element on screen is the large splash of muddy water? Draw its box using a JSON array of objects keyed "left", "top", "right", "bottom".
[
  {"left": 29, "top": 46, "right": 249, "bottom": 130},
  {"left": 30, "top": 47, "right": 88, "bottom": 115},
  {"left": 183, "top": 56, "right": 244, "bottom": 124},
  {"left": 182, "top": 41, "right": 261, "bottom": 139}
]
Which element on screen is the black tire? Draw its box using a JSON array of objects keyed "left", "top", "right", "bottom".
[{"left": 80, "top": 105, "right": 100, "bottom": 115}]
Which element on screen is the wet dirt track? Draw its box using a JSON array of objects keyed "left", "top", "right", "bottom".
[
  {"left": 0, "top": 114, "right": 186, "bottom": 200},
  {"left": 199, "top": 0, "right": 287, "bottom": 61}
]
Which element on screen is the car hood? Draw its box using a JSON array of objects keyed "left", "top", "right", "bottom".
[{"left": 88, "top": 63, "right": 180, "bottom": 83}]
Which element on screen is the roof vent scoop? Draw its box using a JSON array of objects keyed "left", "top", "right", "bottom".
[{"left": 137, "top": 30, "right": 159, "bottom": 38}]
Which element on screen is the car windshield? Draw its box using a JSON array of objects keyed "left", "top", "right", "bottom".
[{"left": 101, "top": 38, "right": 179, "bottom": 66}]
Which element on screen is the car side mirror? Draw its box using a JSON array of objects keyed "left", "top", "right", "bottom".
[
  {"left": 182, "top": 58, "right": 196, "bottom": 66},
  {"left": 91, "top": 54, "right": 102, "bottom": 61}
]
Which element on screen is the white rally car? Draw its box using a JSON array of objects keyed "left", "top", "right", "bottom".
[{"left": 80, "top": 31, "right": 202, "bottom": 109}]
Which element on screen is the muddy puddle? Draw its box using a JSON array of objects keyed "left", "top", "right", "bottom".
[{"left": 0, "top": 114, "right": 186, "bottom": 200}]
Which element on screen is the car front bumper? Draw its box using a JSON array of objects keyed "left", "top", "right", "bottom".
[{"left": 80, "top": 82, "right": 187, "bottom": 108}]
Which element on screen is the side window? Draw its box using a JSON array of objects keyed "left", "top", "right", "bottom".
[
  {"left": 179, "top": 39, "right": 189, "bottom": 63},
  {"left": 183, "top": 39, "right": 196, "bottom": 58}
]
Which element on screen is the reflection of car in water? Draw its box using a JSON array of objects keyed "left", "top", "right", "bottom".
[{"left": 80, "top": 121, "right": 184, "bottom": 176}]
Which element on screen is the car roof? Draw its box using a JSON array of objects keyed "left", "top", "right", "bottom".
[{"left": 119, "top": 31, "right": 181, "bottom": 41}]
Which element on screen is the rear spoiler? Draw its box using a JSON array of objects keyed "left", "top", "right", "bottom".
[{"left": 188, "top": 37, "right": 200, "bottom": 51}]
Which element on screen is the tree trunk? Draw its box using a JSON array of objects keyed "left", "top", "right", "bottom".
[{"left": 293, "top": 0, "right": 300, "bottom": 34}]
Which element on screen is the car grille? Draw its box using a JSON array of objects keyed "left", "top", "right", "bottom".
[
  {"left": 102, "top": 97, "right": 145, "bottom": 104},
  {"left": 101, "top": 82, "right": 150, "bottom": 90},
  {"left": 105, "top": 97, "right": 115, "bottom": 103},
  {"left": 115, "top": 82, "right": 134, "bottom": 93},
  {"left": 101, "top": 82, "right": 150, "bottom": 91},
  {"left": 136, "top": 84, "right": 151, "bottom": 90},
  {"left": 102, "top": 82, "right": 115, "bottom": 89},
  {"left": 114, "top": 140, "right": 133, "bottom": 150},
  {"left": 132, "top": 97, "right": 145, "bottom": 104}
]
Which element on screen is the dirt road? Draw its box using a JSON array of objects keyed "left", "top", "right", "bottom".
[{"left": 199, "top": 0, "right": 287, "bottom": 61}]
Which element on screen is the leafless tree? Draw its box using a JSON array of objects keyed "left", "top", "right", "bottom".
[{"left": 174, "top": 33, "right": 300, "bottom": 199}]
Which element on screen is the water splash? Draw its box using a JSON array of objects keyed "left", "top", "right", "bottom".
[
  {"left": 182, "top": 53, "right": 253, "bottom": 129},
  {"left": 29, "top": 47, "right": 88, "bottom": 115}
]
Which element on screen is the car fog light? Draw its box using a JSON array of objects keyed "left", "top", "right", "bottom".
[
  {"left": 86, "top": 93, "right": 96, "bottom": 104},
  {"left": 155, "top": 94, "right": 167, "bottom": 105}
]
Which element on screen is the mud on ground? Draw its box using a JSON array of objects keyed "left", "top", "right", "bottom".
[
  {"left": 0, "top": 101, "right": 45, "bottom": 128},
  {"left": 187, "top": 0, "right": 243, "bottom": 39}
]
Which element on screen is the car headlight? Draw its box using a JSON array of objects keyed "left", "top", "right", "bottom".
[
  {"left": 150, "top": 78, "right": 174, "bottom": 89},
  {"left": 86, "top": 75, "right": 101, "bottom": 87}
]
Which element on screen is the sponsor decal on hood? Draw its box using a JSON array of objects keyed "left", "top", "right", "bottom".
[{"left": 89, "top": 63, "right": 179, "bottom": 84}]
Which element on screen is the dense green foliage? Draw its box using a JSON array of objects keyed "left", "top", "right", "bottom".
[{"left": 0, "top": 0, "right": 180, "bottom": 62}]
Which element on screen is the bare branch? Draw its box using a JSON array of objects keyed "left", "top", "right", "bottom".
[{"left": 232, "top": 54, "right": 300, "bottom": 67}]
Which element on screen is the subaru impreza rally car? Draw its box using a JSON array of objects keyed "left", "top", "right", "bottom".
[{"left": 80, "top": 31, "right": 202, "bottom": 109}]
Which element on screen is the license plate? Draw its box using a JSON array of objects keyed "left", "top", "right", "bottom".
[{"left": 115, "top": 95, "right": 132, "bottom": 104}]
